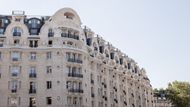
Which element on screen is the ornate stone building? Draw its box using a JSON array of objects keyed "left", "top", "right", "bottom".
[{"left": 0, "top": 8, "right": 153, "bottom": 107}]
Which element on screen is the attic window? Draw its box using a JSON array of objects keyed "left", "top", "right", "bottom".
[{"left": 64, "top": 12, "right": 74, "bottom": 20}]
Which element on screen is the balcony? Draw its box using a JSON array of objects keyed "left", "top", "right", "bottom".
[
  {"left": 68, "top": 73, "right": 83, "bottom": 78},
  {"left": 12, "top": 73, "right": 18, "bottom": 77},
  {"left": 13, "top": 32, "right": 21, "bottom": 36},
  {"left": 67, "top": 58, "right": 83, "bottom": 64},
  {"left": 48, "top": 32, "right": 54, "bottom": 37},
  {"left": 12, "top": 58, "right": 19, "bottom": 61},
  {"left": 61, "top": 33, "right": 79, "bottom": 40},
  {"left": 29, "top": 73, "right": 37, "bottom": 78},
  {"left": 11, "top": 89, "right": 17, "bottom": 93},
  {"left": 68, "top": 89, "right": 83, "bottom": 93},
  {"left": 29, "top": 89, "right": 36, "bottom": 94}
]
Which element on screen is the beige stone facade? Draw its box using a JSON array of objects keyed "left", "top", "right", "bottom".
[{"left": 0, "top": 8, "right": 153, "bottom": 107}]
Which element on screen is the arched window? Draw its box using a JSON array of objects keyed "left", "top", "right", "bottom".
[
  {"left": 64, "top": 12, "right": 75, "bottom": 20},
  {"left": 26, "top": 18, "right": 43, "bottom": 35},
  {"left": 12, "top": 27, "right": 22, "bottom": 36}
]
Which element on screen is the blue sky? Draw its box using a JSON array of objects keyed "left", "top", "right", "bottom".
[{"left": 0, "top": 0, "right": 190, "bottom": 88}]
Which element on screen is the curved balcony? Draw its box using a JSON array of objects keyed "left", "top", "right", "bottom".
[
  {"left": 68, "top": 88, "right": 83, "bottom": 93},
  {"left": 67, "top": 58, "right": 82, "bottom": 64},
  {"left": 61, "top": 33, "right": 79, "bottom": 40},
  {"left": 68, "top": 73, "right": 83, "bottom": 78},
  {"left": 25, "top": 18, "right": 44, "bottom": 35}
]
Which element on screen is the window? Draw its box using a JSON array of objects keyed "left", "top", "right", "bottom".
[
  {"left": 48, "top": 28, "right": 54, "bottom": 37},
  {"left": 29, "top": 40, "right": 38, "bottom": 48},
  {"left": 9, "top": 80, "right": 20, "bottom": 93},
  {"left": 11, "top": 66, "right": 20, "bottom": 77},
  {"left": 13, "top": 39, "right": 20, "bottom": 45},
  {"left": 48, "top": 40, "right": 53, "bottom": 47},
  {"left": 29, "top": 82, "right": 36, "bottom": 94},
  {"left": 67, "top": 96, "right": 72, "bottom": 105},
  {"left": 29, "top": 97, "right": 36, "bottom": 107},
  {"left": 0, "top": 67, "right": 1, "bottom": 78},
  {"left": 30, "top": 52, "right": 36, "bottom": 60},
  {"left": 47, "top": 81, "right": 52, "bottom": 89},
  {"left": 11, "top": 51, "right": 21, "bottom": 61},
  {"left": 67, "top": 41, "right": 73, "bottom": 46},
  {"left": 64, "top": 12, "right": 74, "bottom": 20},
  {"left": 0, "top": 52, "right": 2, "bottom": 60},
  {"left": 46, "top": 52, "right": 52, "bottom": 59},
  {"left": 92, "top": 101, "right": 94, "bottom": 107},
  {"left": 29, "top": 67, "right": 36, "bottom": 78},
  {"left": 12, "top": 27, "right": 22, "bottom": 36},
  {"left": 66, "top": 81, "right": 71, "bottom": 89},
  {"left": 73, "top": 97, "right": 77, "bottom": 105},
  {"left": 47, "top": 66, "right": 52, "bottom": 74},
  {"left": 0, "top": 28, "right": 4, "bottom": 35},
  {"left": 30, "top": 19, "right": 40, "bottom": 28},
  {"left": 0, "top": 40, "right": 4, "bottom": 47},
  {"left": 27, "top": 18, "right": 42, "bottom": 35},
  {"left": 8, "top": 97, "right": 19, "bottom": 106},
  {"left": 46, "top": 97, "right": 52, "bottom": 105}
]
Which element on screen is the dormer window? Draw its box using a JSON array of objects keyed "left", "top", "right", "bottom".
[
  {"left": 64, "top": 12, "right": 74, "bottom": 20},
  {"left": 0, "top": 40, "right": 4, "bottom": 47},
  {"left": 26, "top": 18, "right": 43, "bottom": 35},
  {"left": 13, "top": 27, "right": 22, "bottom": 36},
  {"left": 0, "top": 29, "right": 4, "bottom": 35},
  {"left": 0, "top": 17, "right": 10, "bottom": 34},
  {"left": 0, "top": 18, "right": 9, "bottom": 27},
  {"left": 28, "top": 19, "right": 40, "bottom": 28}
]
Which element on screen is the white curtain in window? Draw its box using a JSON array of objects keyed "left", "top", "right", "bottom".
[
  {"left": 30, "top": 67, "right": 36, "bottom": 74},
  {"left": 73, "top": 82, "right": 77, "bottom": 89},
  {"left": 10, "top": 98, "right": 18, "bottom": 106},
  {"left": 12, "top": 52, "right": 20, "bottom": 59},
  {"left": 12, "top": 66, "right": 20, "bottom": 74},
  {"left": 11, "top": 80, "right": 18, "bottom": 90}
]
